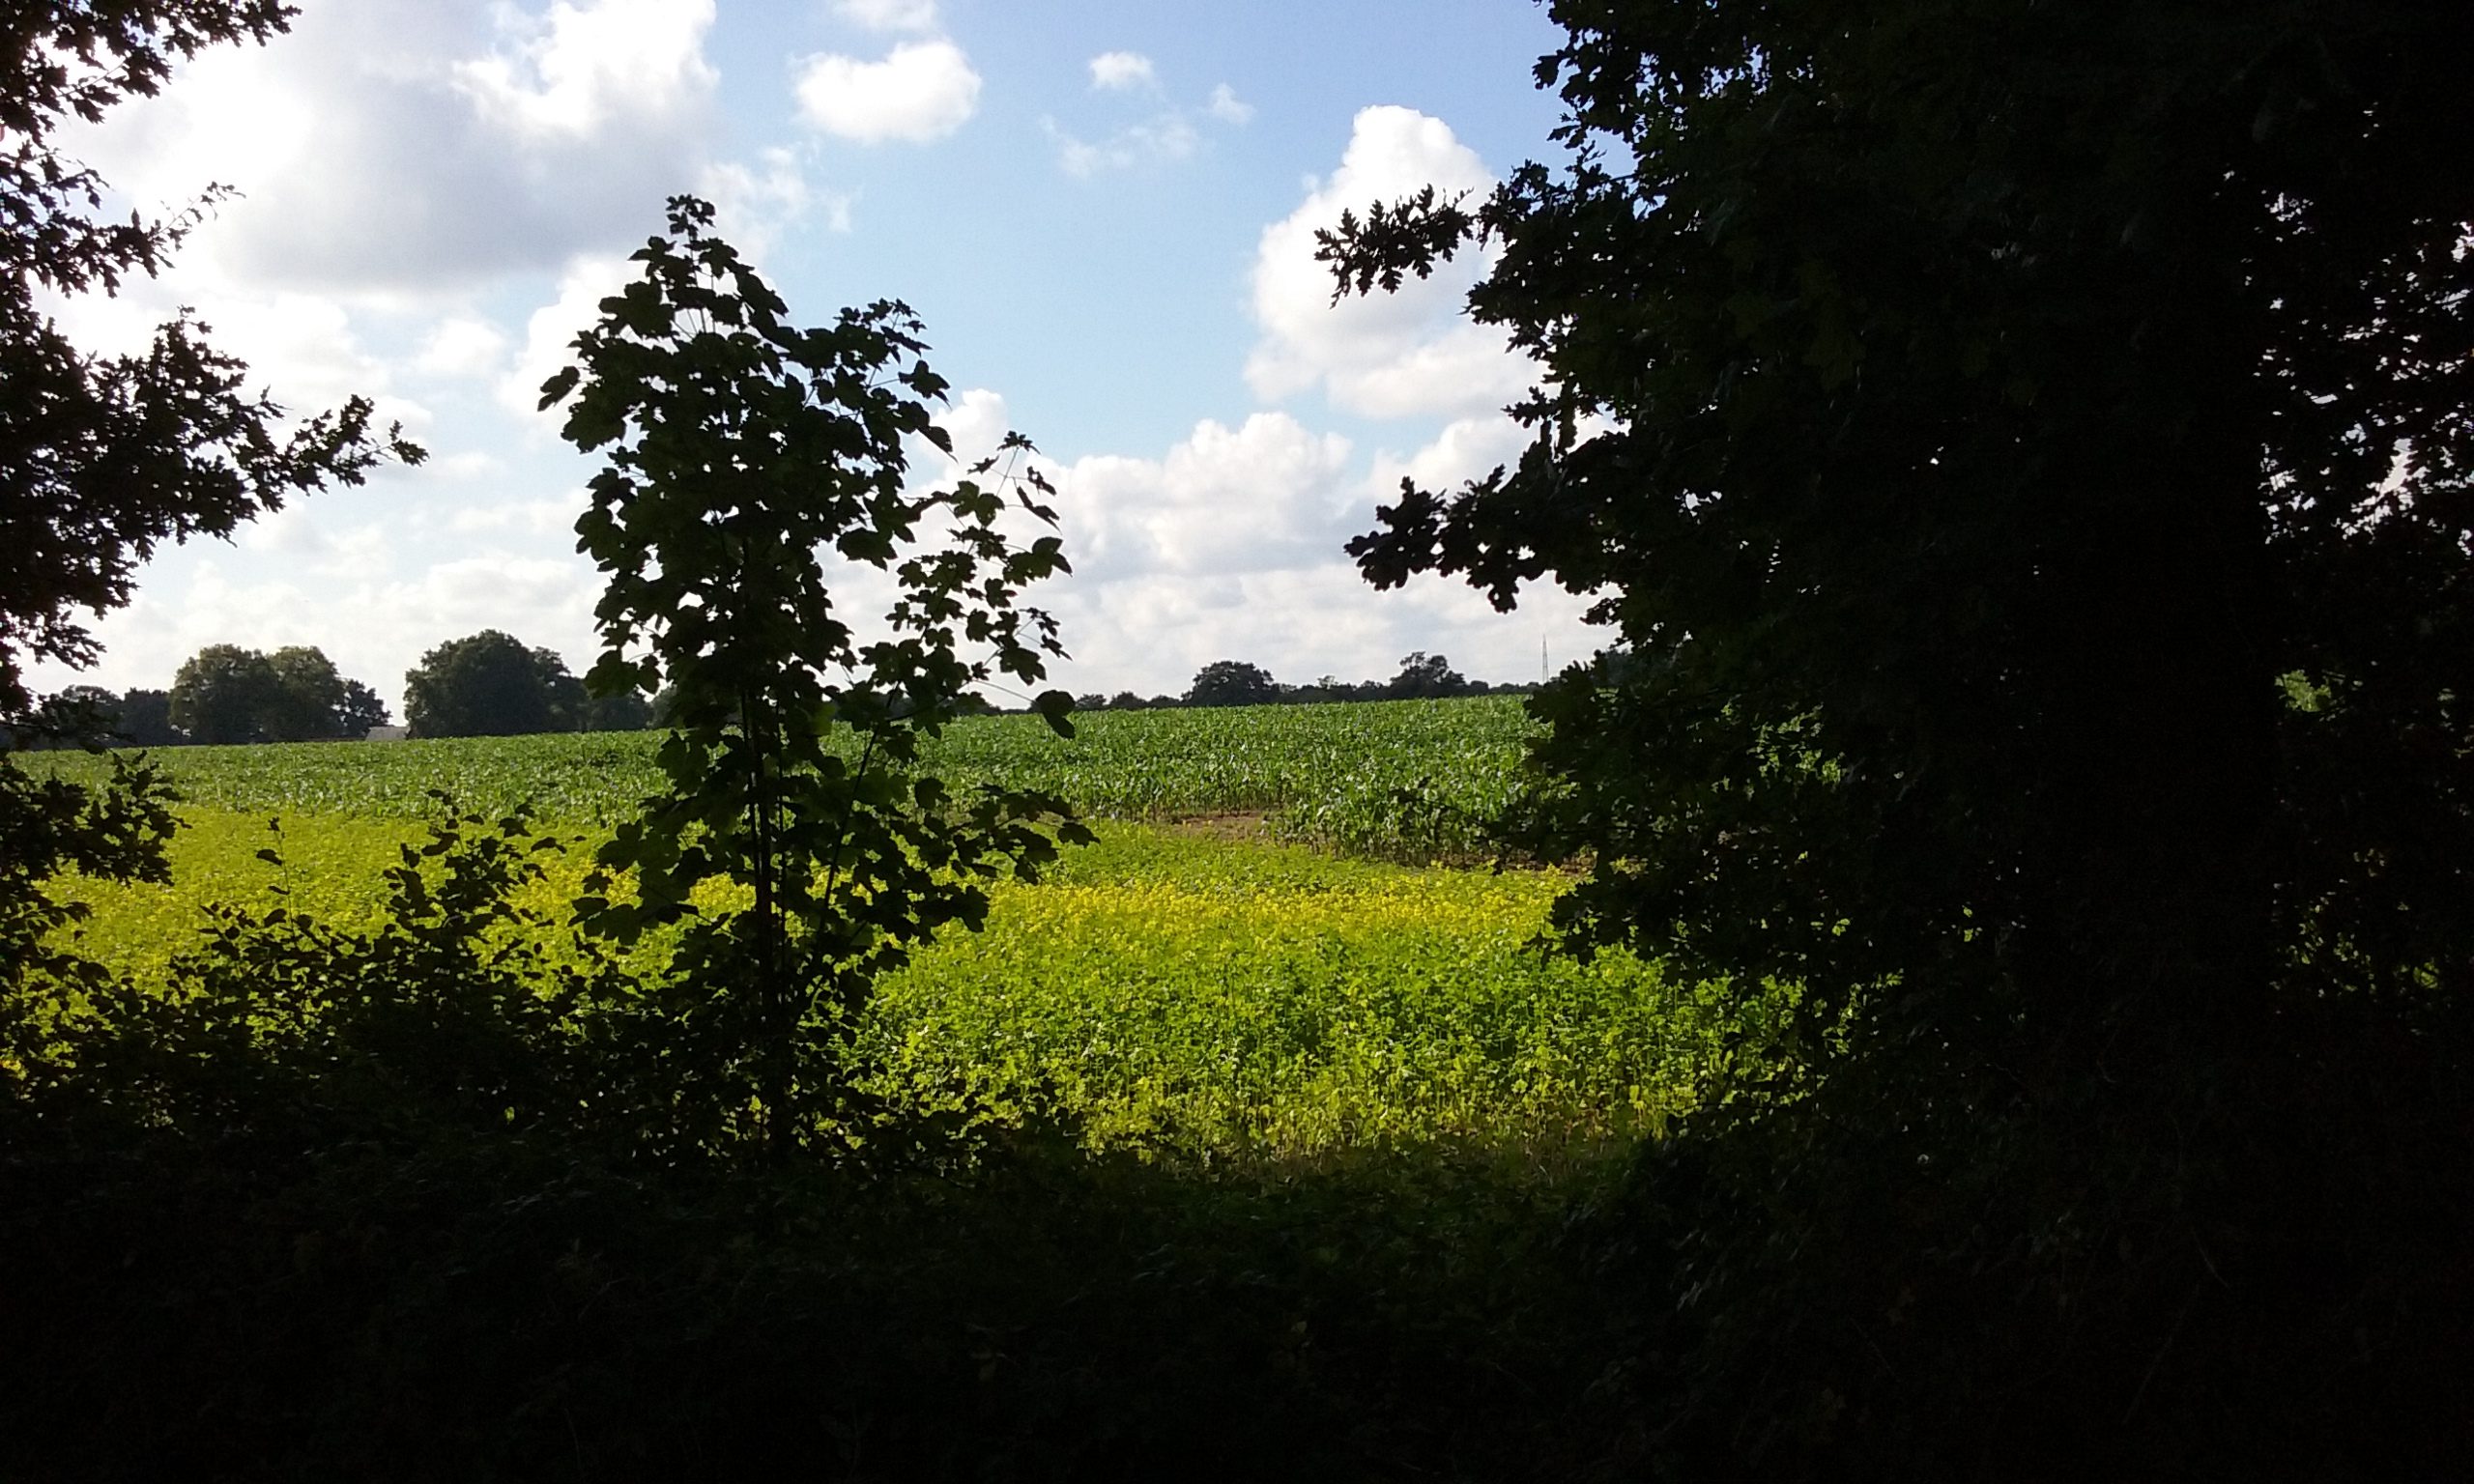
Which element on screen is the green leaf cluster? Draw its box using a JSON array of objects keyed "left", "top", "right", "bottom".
[
  {"left": 539, "top": 196, "right": 1092, "bottom": 1154},
  {"left": 1315, "top": 2, "right": 2474, "bottom": 1471}
]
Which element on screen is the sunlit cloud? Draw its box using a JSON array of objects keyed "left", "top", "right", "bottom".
[{"left": 794, "top": 40, "right": 981, "bottom": 144}]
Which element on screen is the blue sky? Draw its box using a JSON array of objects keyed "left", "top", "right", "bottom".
[{"left": 36, "top": 0, "right": 1598, "bottom": 712}]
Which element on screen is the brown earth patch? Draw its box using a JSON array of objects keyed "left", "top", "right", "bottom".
[{"left": 1159, "top": 811, "right": 1275, "bottom": 842}]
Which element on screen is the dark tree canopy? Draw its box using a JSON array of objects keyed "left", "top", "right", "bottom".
[
  {"left": 112, "top": 687, "right": 182, "bottom": 746},
  {"left": 3, "top": 683, "right": 116, "bottom": 749},
  {"left": 168, "top": 643, "right": 280, "bottom": 744},
  {"left": 166, "top": 642, "right": 377, "bottom": 743},
  {"left": 261, "top": 644, "right": 344, "bottom": 742},
  {"left": 1314, "top": 5, "right": 2474, "bottom": 1470},
  {"left": 1385, "top": 651, "right": 1471, "bottom": 700},
  {"left": 9, "top": 685, "right": 187, "bottom": 747},
  {"left": 1184, "top": 660, "right": 1281, "bottom": 708},
  {"left": 333, "top": 678, "right": 388, "bottom": 739},
  {"left": 503, "top": 643, "right": 648, "bottom": 731},
  {"left": 1324, "top": 0, "right": 2474, "bottom": 1075},
  {"left": 572, "top": 685, "right": 649, "bottom": 733},
  {"left": 402, "top": 630, "right": 574, "bottom": 739}
]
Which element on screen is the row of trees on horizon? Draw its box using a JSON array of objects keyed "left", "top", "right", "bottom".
[
  {"left": 37, "top": 642, "right": 1523, "bottom": 748},
  {"left": 1082, "top": 652, "right": 1524, "bottom": 712},
  {"left": 35, "top": 630, "right": 646, "bottom": 747}
]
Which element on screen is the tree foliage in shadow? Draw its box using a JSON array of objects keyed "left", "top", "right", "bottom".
[{"left": 1319, "top": 0, "right": 2474, "bottom": 1474}]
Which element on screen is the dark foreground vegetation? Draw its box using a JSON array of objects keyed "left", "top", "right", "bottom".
[
  {"left": 4, "top": 1096, "right": 1649, "bottom": 1480},
  {"left": 7, "top": 1027, "right": 2464, "bottom": 1481},
  {"left": 6, "top": 1, "right": 2471, "bottom": 1480}
]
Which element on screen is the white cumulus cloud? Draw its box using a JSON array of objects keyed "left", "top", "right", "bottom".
[
  {"left": 29, "top": 510, "right": 610, "bottom": 720},
  {"left": 1247, "top": 105, "right": 1532, "bottom": 421},
  {"left": 434, "top": 450, "right": 507, "bottom": 482},
  {"left": 1048, "top": 413, "right": 1354, "bottom": 583},
  {"left": 1003, "top": 403, "right": 1598, "bottom": 699},
  {"left": 499, "top": 254, "right": 636, "bottom": 421},
  {"left": 1088, "top": 51, "right": 1156, "bottom": 91},
  {"left": 416, "top": 316, "right": 511, "bottom": 381},
  {"left": 447, "top": 496, "right": 587, "bottom": 537},
  {"left": 795, "top": 40, "right": 981, "bottom": 144},
  {"left": 1366, "top": 414, "right": 1534, "bottom": 499},
  {"left": 58, "top": 0, "right": 724, "bottom": 293},
  {"left": 928, "top": 388, "right": 1023, "bottom": 475},
  {"left": 47, "top": 271, "right": 431, "bottom": 444},
  {"left": 453, "top": 0, "right": 717, "bottom": 142},
  {"left": 699, "top": 147, "right": 847, "bottom": 264}
]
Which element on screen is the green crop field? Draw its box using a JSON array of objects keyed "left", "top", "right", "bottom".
[
  {"left": 36, "top": 699, "right": 1762, "bottom": 1160},
  {"left": 32, "top": 695, "right": 1543, "bottom": 860}
]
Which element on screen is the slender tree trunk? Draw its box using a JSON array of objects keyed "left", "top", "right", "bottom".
[{"left": 741, "top": 681, "right": 795, "bottom": 1159}]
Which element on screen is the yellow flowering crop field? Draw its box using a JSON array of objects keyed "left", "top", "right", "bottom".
[
  {"left": 38, "top": 699, "right": 1773, "bottom": 1159},
  {"left": 858, "top": 828, "right": 1758, "bottom": 1156}
]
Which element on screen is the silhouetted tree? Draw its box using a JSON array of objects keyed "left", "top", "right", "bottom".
[
  {"left": 540, "top": 194, "right": 1082, "bottom": 1154},
  {"left": 1185, "top": 660, "right": 1280, "bottom": 707},
  {"left": 0, "top": 8, "right": 414, "bottom": 736},
  {"left": 403, "top": 631, "right": 566, "bottom": 738},
  {"left": 334, "top": 680, "right": 388, "bottom": 739},
  {"left": 114, "top": 689, "right": 184, "bottom": 746},
  {"left": 0, "top": 0, "right": 413, "bottom": 1001},
  {"left": 1326, "top": 0, "right": 2474, "bottom": 1079},
  {"left": 1385, "top": 651, "right": 1469, "bottom": 699},
  {"left": 1323, "top": 0, "right": 2474, "bottom": 1470}
]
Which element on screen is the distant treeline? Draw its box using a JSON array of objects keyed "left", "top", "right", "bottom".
[
  {"left": 15, "top": 642, "right": 392, "bottom": 749},
  {"left": 27, "top": 630, "right": 647, "bottom": 748},
  {"left": 32, "top": 644, "right": 1531, "bottom": 749},
  {"left": 1079, "top": 652, "right": 1530, "bottom": 713}
]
